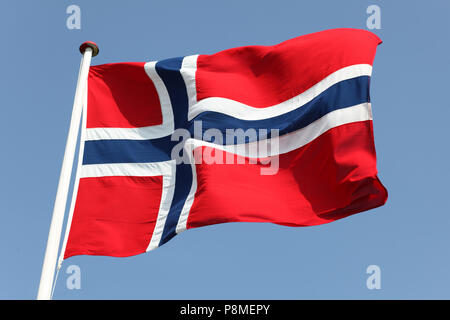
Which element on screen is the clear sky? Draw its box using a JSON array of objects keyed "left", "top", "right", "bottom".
[{"left": 1, "top": 0, "right": 449, "bottom": 299}]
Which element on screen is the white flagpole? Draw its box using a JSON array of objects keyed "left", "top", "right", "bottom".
[{"left": 37, "top": 42, "right": 99, "bottom": 300}]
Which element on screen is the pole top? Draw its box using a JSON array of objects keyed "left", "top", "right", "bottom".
[{"left": 79, "top": 41, "right": 99, "bottom": 57}]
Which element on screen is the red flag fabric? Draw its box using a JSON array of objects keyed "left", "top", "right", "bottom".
[{"left": 62, "top": 28, "right": 387, "bottom": 259}]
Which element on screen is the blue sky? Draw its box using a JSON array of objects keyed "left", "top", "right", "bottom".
[{"left": 1, "top": 0, "right": 449, "bottom": 299}]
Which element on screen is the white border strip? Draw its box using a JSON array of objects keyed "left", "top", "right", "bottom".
[
  {"left": 80, "top": 161, "right": 174, "bottom": 178},
  {"left": 185, "top": 64, "right": 372, "bottom": 121},
  {"left": 174, "top": 102, "right": 373, "bottom": 233},
  {"left": 146, "top": 162, "right": 176, "bottom": 251},
  {"left": 175, "top": 142, "right": 197, "bottom": 235},
  {"left": 180, "top": 55, "right": 199, "bottom": 111},
  {"left": 84, "top": 61, "right": 174, "bottom": 141}
]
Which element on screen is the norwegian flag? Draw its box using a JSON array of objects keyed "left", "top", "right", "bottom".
[{"left": 61, "top": 28, "right": 387, "bottom": 259}]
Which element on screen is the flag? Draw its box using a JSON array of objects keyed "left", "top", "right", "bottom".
[{"left": 61, "top": 28, "right": 388, "bottom": 259}]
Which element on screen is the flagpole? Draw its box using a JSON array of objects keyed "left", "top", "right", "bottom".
[{"left": 37, "top": 42, "right": 99, "bottom": 300}]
